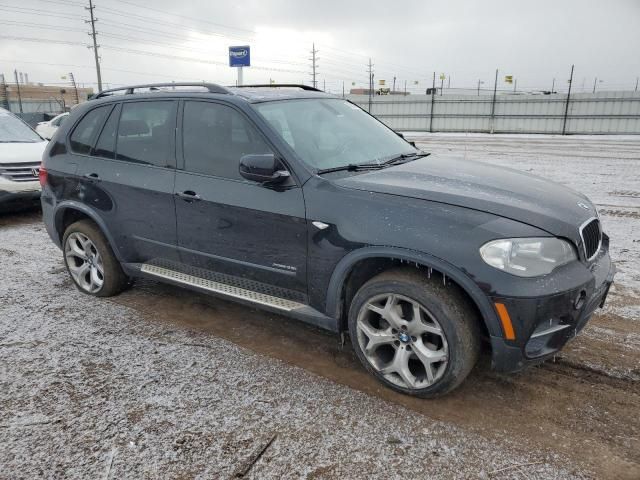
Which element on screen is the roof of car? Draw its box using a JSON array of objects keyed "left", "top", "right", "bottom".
[
  {"left": 89, "top": 83, "right": 335, "bottom": 104},
  {"left": 228, "top": 86, "right": 335, "bottom": 102}
]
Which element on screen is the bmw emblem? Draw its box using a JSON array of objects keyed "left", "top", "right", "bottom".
[{"left": 398, "top": 332, "right": 411, "bottom": 343}]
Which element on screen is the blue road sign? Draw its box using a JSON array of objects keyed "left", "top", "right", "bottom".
[{"left": 229, "top": 46, "right": 250, "bottom": 67}]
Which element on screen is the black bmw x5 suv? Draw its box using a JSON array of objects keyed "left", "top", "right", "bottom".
[{"left": 40, "top": 83, "right": 615, "bottom": 397}]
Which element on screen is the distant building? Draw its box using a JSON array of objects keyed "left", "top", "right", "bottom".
[{"left": 0, "top": 80, "right": 94, "bottom": 114}]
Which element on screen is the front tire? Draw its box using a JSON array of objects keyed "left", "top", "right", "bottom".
[
  {"left": 348, "top": 269, "right": 481, "bottom": 397},
  {"left": 62, "top": 220, "right": 129, "bottom": 297}
]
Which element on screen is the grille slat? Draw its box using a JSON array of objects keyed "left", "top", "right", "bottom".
[
  {"left": 0, "top": 162, "right": 40, "bottom": 182},
  {"left": 580, "top": 218, "right": 602, "bottom": 260}
]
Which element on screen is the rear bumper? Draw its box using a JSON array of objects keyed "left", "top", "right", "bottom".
[{"left": 488, "top": 246, "right": 616, "bottom": 373}]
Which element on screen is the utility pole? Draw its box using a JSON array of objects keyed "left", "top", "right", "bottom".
[
  {"left": 513, "top": 79, "right": 517, "bottom": 93},
  {"left": 489, "top": 69, "right": 498, "bottom": 134},
  {"left": 309, "top": 43, "right": 319, "bottom": 89},
  {"left": 392, "top": 76, "right": 396, "bottom": 94},
  {"left": 477, "top": 79, "right": 483, "bottom": 96},
  {"left": 592, "top": 77, "right": 597, "bottom": 94},
  {"left": 86, "top": 0, "right": 103, "bottom": 92},
  {"left": 367, "top": 58, "right": 374, "bottom": 112},
  {"left": 551, "top": 78, "right": 555, "bottom": 93},
  {"left": 447, "top": 76, "right": 450, "bottom": 89},
  {"left": 440, "top": 74, "right": 444, "bottom": 96},
  {"left": 69, "top": 72, "right": 80, "bottom": 105},
  {"left": 13, "top": 69, "right": 23, "bottom": 113},
  {"left": 0, "top": 74, "right": 9, "bottom": 110},
  {"left": 429, "top": 72, "right": 436, "bottom": 132},
  {"left": 562, "top": 64, "right": 574, "bottom": 135},
  {"left": 404, "top": 80, "right": 407, "bottom": 95},
  {"left": 636, "top": 77, "right": 638, "bottom": 92}
]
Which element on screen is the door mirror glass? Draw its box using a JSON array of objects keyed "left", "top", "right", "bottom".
[{"left": 239, "top": 154, "right": 290, "bottom": 184}]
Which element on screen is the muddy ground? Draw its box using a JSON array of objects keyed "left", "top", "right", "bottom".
[{"left": 1, "top": 134, "right": 639, "bottom": 479}]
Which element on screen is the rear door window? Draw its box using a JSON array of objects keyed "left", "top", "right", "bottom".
[
  {"left": 69, "top": 105, "right": 110, "bottom": 154},
  {"left": 116, "top": 101, "right": 176, "bottom": 167}
]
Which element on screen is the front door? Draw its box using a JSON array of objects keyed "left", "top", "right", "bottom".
[{"left": 174, "top": 100, "right": 307, "bottom": 294}]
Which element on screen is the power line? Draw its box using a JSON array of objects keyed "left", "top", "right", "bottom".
[
  {"left": 0, "top": 20, "right": 86, "bottom": 32},
  {"left": 0, "top": 34, "right": 86, "bottom": 46},
  {"left": 0, "top": 34, "right": 308, "bottom": 75},
  {"left": 0, "top": 5, "right": 80, "bottom": 20},
  {"left": 109, "top": 0, "right": 256, "bottom": 36}
]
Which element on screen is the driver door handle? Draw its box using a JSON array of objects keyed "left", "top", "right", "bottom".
[{"left": 176, "top": 190, "right": 201, "bottom": 201}]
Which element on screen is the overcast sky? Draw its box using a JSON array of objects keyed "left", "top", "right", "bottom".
[{"left": 1, "top": 0, "right": 639, "bottom": 94}]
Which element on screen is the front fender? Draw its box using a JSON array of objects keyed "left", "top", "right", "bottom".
[{"left": 324, "top": 245, "right": 502, "bottom": 337}]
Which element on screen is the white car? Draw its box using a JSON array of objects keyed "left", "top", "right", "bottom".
[
  {"left": 0, "top": 108, "right": 48, "bottom": 209},
  {"left": 35, "top": 112, "right": 69, "bottom": 140}
]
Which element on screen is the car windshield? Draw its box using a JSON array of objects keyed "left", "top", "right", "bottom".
[
  {"left": 0, "top": 111, "right": 42, "bottom": 143},
  {"left": 253, "top": 98, "right": 418, "bottom": 170}
]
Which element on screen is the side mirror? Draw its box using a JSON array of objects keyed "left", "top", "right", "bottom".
[
  {"left": 239, "top": 153, "right": 290, "bottom": 184},
  {"left": 396, "top": 131, "right": 416, "bottom": 147}
]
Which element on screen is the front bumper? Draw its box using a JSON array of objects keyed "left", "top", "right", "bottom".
[
  {"left": 0, "top": 188, "right": 41, "bottom": 209},
  {"left": 488, "top": 242, "right": 616, "bottom": 373}
]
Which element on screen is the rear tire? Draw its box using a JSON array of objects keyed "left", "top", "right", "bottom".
[
  {"left": 348, "top": 268, "right": 481, "bottom": 397},
  {"left": 62, "top": 220, "right": 129, "bottom": 297}
]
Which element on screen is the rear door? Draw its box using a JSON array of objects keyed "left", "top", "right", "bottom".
[
  {"left": 74, "top": 100, "right": 179, "bottom": 263},
  {"left": 174, "top": 99, "right": 307, "bottom": 294}
]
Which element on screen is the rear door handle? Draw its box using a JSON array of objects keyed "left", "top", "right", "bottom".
[
  {"left": 84, "top": 173, "right": 101, "bottom": 182},
  {"left": 176, "top": 190, "right": 201, "bottom": 201}
]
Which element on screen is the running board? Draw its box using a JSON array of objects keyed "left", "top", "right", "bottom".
[{"left": 140, "top": 264, "right": 305, "bottom": 312}]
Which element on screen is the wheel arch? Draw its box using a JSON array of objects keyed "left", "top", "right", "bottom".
[
  {"left": 54, "top": 201, "right": 124, "bottom": 262},
  {"left": 325, "top": 246, "right": 501, "bottom": 338}
]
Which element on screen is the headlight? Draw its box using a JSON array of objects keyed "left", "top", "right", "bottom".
[{"left": 479, "top": 237, "right": 577, "bottom": 277}]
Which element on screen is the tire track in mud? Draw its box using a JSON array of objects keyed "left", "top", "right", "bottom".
[
  {"left": 610, "top": 190, "right": 640, "bottom": 199},
  {"left": 600, "top": 208, "right": 640, "bottom": 219},
  {"left": 107, "top": 280, "right": 640, "bottom": 479}
]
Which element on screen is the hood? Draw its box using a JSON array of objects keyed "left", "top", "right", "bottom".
[
  {"left": 0, "top": 141, "right": 48, "bottom": 164},
  {"left": 334, "top": 154, "right": 597, "bottom": 242}
]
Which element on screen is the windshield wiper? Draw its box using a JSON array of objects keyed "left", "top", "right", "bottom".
[
  {"left": 382, "top": 151, "right": 431, "bottom": 165},
  {"left": 316, "top": 163, "right": 387, "bottom": 174}
]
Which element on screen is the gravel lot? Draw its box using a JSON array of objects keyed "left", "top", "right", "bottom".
[{"left": 1, "top": 134, "right": 639, "bottom": 479}]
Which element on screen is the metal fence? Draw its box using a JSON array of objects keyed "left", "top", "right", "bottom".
[{"left": 347, "top": 91, "right": 640, "bottom": 134}]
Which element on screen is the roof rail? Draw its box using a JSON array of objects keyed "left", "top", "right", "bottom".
[
  {"left": 91, "top": 82, "right": 230, "bottom": 99},
  {"left": 233, "top": 84, "right": 323, "bottom": 92}
]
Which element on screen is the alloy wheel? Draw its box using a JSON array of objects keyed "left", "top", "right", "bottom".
[
  {"left": 64, "top": 232, "right": 104, "bottom": 293},
  {"left": 356, "top": 293, "right": 448, "bottom": 389}
]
